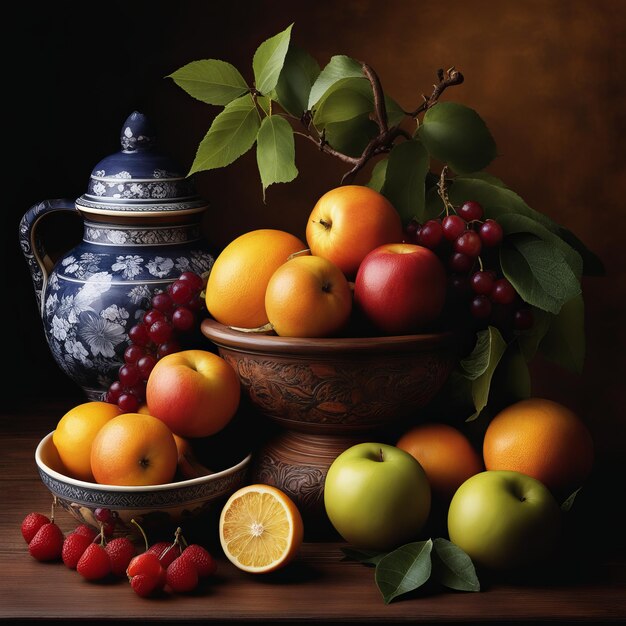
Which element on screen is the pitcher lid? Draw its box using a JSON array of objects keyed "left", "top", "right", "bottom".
[{"left": 76, "top": 111, "right": 208, "bottom": 217}]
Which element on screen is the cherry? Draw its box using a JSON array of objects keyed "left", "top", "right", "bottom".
[
  {"left": 442, "top": 214, "right": 466, "bottom": 241},
  {"left": 455, "top": 231, "right": 482, "bottom": 258},
  {"left": 514, "top": 307, "right": 534, "bottom": 330},
  {"left": 449, "top": 252, "right": 475, "bottom": 274},
  {"left": 458, "top": 200, "right": 484, "bottom": 222},
  {"left": 491, "top": 278, "right": 517, "bottom": 305},
  {"left": 470, "top": 270, "right": 496, "bottom": 295},
  {"left": 417, "top": 219, "right": 443, "bottom": 249},
  {"left": 479, "top": 219, "right": 504, "bottom": 247},
  {"left": 470, "top": 295, "right": 492, "bottom": 319}
]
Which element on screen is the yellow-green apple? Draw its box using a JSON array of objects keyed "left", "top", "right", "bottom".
[
  {"left": 306, "top": 185, "right": 403, "bottom": 279},
  {"left": 447, "top": 470, "right": 561, "bottom": 570},
  {"left": 146, "top": 349, "right": 240, "bottom": 438},
  {"left": 353, "top": 243, "right": 447, "bottom": 335},
  {"left": 264, "top": 255, "right": 352, "bottom": 338},
  {"left": 324, "top": 442, "right": 431, "bottom": 551}
]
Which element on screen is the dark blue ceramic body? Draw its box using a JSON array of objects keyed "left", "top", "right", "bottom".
[{"left": 20, "top": 112, "right": 214, "bottom": 399}]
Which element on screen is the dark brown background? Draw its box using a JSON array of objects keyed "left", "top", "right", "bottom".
[{"left": 5, "top": 1, "right": 625, "bottom": 539}]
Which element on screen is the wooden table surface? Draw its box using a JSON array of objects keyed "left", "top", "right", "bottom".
[{"left": 2, "top": 400, "right": 625, "bottom": 624}]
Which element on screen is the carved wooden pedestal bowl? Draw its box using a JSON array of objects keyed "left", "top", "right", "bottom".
[{"left": 201, "top": 318, "right": 457, "bottom": 539}]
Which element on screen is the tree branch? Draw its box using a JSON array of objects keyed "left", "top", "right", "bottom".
[
  {"left": 362, "top": 63, "right": 388, "bottom": 133},
  {"left": 407, "top": 66, "right": 464, "bottom": 117}
]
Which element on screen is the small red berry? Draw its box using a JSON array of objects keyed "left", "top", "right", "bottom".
[
  {"left": 73, "top": 524, "right": 98, "bottom": 541},
  {"left": 21, "top": 512, "right": 50, "bottom": 544},
  {"left": 127, "top": 551, "right": 164, "bottom": 579},
  {"left": 181, "top": 544, "right": 217, "bottom": 577},
  {"left": 130, "top": 572, "right": 164, "bottom": 598},
  {"left": 62, "top": 532, "right": 93, "bottom": 569},
  {"left": 77, "top": 543, "right": 112, "bottom": 581},
  {"left": 178, "top": 271, "right": 204, "bottom": 293},
  {"left": 147, "top": 541, "right": 181, "bottom": 568},
  {"left": 105, "top": 537, "right": 137, "bottom": 576},
  {"left": 28, "top": 522, "right": 64, "bottom": 561},
  {"left": 166, "top": 555, "right": 199, "bottom": 593}
]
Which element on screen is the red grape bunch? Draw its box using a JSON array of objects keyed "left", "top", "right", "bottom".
[
  {"left": 106, "top": 271, "right": 206, "bottom": 412},
  {"left": 403, "top": 198, "right": 533, "bottom": 335}
]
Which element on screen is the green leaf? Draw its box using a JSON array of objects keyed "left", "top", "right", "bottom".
[
  {"left": 518, "top": 307, "right": 552, "bottom": 362},
  {"left": 447, "top": 176, "right": 558, "bottom": 233},
  {"left": 558, "top": 227, "right": 606, "bottom": 276},
  {"left": 539, "top": 293, "right": 585, "bottom": 373},
  {"left": 167, "top": 59, "right": 248, "bottom": 106},
  {"left": 367, "top": 158, "right": 389, "bottom": 192},
  {"left": 312, "top": 77, "right": 374, "bottom": 127},
  {"left": 381, "top": 140, "right": 429, "bottom": 224},
  {"left": 460, "top": 327, "right": 507, "bottom": 421},
  {"left": 491, "top": 341, "right": 531, "bottom": 403},
  {"left": 307, "top": 55, "right": 364, "bottom": 109},
  {"left": 256, "top": 95, "right": 272, "bottom": 116},
  {"left": 418, "top": 102, "right": 497, "bottom": 174},
  {"left": 500, "top": 235, "right": 581, "bottom": 314},
  {"left": 375, "top": 540, "right": 433, "bottom": 604},
  {"left": 274, "top": 45, "right": 320, "bottom": 117},
  {"left": 188, "top": 95, "right": 260, "bottom": 175},
  {"left": 252, "top": 23, "right": 293, "bottom": 95},
  {"left": 431, "top": 538, "right": 480, "bottom": 592},
  {"left": 385, "top": 95, "right": 406, "bottom": 127},
  {"left": 324, "top": 114, "right": 379, "bottom": 158},
  {"left": 256, "top": 115, "right": 298, "bottom": 197},
  {"left": 341, "top": 547, "right": 386, "bottom": 566},
  {"left": 498, "top": 213, "right": 582, "bottom": 279},
  {"left": 561, "top": 487, "right": 581, "bottom": 512}
]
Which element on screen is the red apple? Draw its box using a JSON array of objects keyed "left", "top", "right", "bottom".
[
  {"left": 354, "top": 243, "right": 447, "bottom": 335},
  {"left": 146, "top": 350, "right": 240, "bottom": 438}
]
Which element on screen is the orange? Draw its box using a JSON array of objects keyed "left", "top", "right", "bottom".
[
  {"left": 219, "top": 484, "right": 304, "bottom": 574},
  {"left": 396, "top": 423, "right": 484, "bottom": 501},
  {"left": 52, "top": 401, "right": 123, "bottom": 482},
  {"left": 483, "top": 397, "right": 594, "bottom": 497},
  {"left": 205, "top": 229, "right": 306, "bottom": 329},
  {"left": 306, "top": 185, "right": 403, "bottom": 278},
  {"left": 90, "top": 412, "right": 178, "bottom": 486},
  {"left": 264, "top": 255, "right": 352, "bottom": 337}
]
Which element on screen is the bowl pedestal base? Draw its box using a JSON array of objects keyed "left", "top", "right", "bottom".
[{"left": 251, "top": 430, "right": 370, "bottom": 540}]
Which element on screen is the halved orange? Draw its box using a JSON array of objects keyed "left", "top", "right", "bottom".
[{"left": 219, "top": 484, "right": 304, "bottom": 574}]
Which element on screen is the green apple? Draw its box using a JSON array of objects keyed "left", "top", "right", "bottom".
[
  {"left": 323, "top": 442, "right": 431, "bottom": 551},
  {"left": 447, "top": 470, "right": 561, "bottom": 570}
]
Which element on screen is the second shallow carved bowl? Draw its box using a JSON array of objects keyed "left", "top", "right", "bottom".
[{"left": 201, "top": 318, "right": 458, "bottom": 435}]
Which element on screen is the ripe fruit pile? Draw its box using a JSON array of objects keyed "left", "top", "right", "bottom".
[
  {"left": 403, "top": 197, "right": 532, "bottom": 336},
  {"left": 106, "top": 271, "right": 207, "bottom": 413},
  {"left": 21, "top": 506, "right": 217, "bottom": 598}
]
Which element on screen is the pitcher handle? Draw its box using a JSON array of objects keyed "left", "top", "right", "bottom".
[{"left": 19, "top": 198, "right": 79, "bottom": 316}]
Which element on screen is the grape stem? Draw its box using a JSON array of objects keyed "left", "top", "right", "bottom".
[
  {"left": 437, "top": 166, "right": 456, "bottom": 215},
  {"left": 297, "top": 65, "right": 462, "bottom": 185}
]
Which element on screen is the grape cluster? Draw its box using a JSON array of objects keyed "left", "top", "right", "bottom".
[
  {"left": 404, "top": 200, "right": 533, "bottom": 335},
  {"left": 106, "top": 271, "right": 206, "bottom": 412}
]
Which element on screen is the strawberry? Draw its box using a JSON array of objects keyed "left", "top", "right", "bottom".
[
  {"left": 166, "top": 555, "right": 198, "bottom": 593},
  {"left": 74, "top": 524, "right": 98, "bottom": 541},
  {"left": 147, "top": 541, "right": 181, "bottom": 568},
  {"left": 127, "top": 551, "right": 166, "bottom": 597},
  {"left": 62, "top": 532, "right": 93, "bottom": 569},
  {"left": 130, "top": 572, "right": 163, "bottom": 598},
  {"left": 21, "top": 512, "right": 50, "bottom": 544},
  {"left": 77, "top": 543, "right": 111, "bottom": 580},
  {"left": 180, "top": 544, "right": 217, "bottom": 577},
  {"left": 105, "top": 537, "right": 136, "bottom": 576},
  {"left": 28, "top": 522, "right": 64, "bottom": 561}
]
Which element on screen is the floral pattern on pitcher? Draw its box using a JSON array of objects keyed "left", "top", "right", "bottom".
[{"left": 42, "top": 244, "right": 214, "bottom": 398}]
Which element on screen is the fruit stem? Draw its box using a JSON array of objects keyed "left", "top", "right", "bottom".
[
  {"left": 50, "top": 496, "right": 57, "bottom": 524},
  {"left": 437, "top": 166, "right": 456, "bottom": 215},
  {"left": 379, "top": 448, "right": 384, "bottom": 462},
  {"left": 131, "top": 518, "right": 149, "bottom": 552}
]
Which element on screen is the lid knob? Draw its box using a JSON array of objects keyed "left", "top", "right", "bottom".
[{"left": 120, "top": 111, "right": 156, "bottom": 152}]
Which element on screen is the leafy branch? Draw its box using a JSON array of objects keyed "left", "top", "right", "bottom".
[{"left": 168, "top": 22, "right": 603, "bottom": 423}]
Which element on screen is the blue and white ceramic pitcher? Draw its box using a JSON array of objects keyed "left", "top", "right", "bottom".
[{"left": 19, "top": 112, "right": 214, "bottom": 400}]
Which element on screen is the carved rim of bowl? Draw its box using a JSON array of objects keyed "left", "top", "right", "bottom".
[{"left": 201, "top": 318, "right": 457, "bottom": 356}]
